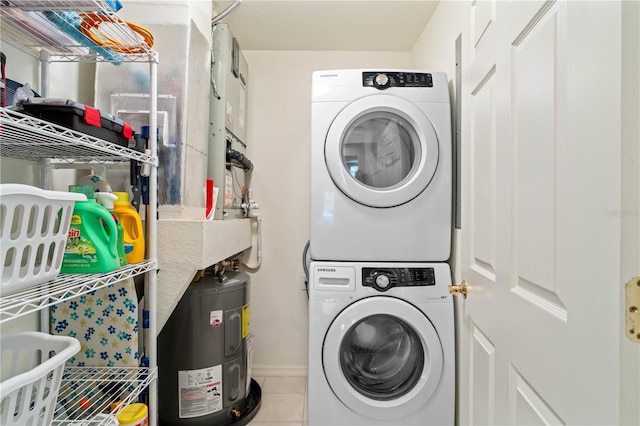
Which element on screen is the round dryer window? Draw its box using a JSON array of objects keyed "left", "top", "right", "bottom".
[
  {"left": 322, "top": 297, "right": 444, "bottom": 420},
  {"left": 325, "top": 95, "right": 439, "bottom": 208}
]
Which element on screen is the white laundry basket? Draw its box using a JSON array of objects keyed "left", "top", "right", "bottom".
[
  {"left": 0, "top": 184, "right": 86, "bottom": 295},
  {"left": 0, "top": 332, "right": 80, "bottom": 425}
]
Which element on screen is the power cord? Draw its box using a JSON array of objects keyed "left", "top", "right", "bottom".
[{"left": 79, "top": 13, "right": 154, "bottom": 54}]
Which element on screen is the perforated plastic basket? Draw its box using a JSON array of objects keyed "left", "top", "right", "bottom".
[
  {"left": 0, "top": 332, "right": 80, "bottom": 425},
  {"left": 0, "top": 184, "right": 86, "bottom": 295}
]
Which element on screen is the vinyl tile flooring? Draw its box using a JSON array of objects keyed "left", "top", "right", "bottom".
[{"left": 248, "top": 376, "right": 308, "bottom": 426}]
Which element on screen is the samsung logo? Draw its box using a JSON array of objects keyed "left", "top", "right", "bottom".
[
  {"left": 317, "top": 268, "right": 336, "bottom": 272},
  {"left": 319, "top": 73, "right": 338, "bottom": 78}
]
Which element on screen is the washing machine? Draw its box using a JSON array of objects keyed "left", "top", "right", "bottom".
[
  {"left": 311, "top": 69, "right": 452, "bottom": 261},
  {"left": 307, "top": 261, "right": 455, "bottom": 425}
]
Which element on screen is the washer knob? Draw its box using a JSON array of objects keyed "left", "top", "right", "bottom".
[
  {"left": 375, "top": 273, "right": 391, "bottom": 289},
  {"left": 374, "top": 73, "right": 390, "bottom": 88}
]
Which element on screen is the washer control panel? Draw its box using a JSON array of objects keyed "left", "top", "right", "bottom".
[
  {"left": 362, "top": 267, "right": 436, "bottom": 291},
  {"left": 362, "top": 71, "right": 433, "bottom": 90}
]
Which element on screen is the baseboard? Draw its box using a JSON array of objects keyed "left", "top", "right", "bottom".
[{"left": 251, "top": 364, "right": 308, "bottom": 377}]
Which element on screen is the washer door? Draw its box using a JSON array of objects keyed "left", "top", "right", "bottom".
[
  {"left": 325, "top": 95, "right": 439, "bottom": 208},
  {"left": 323, "top": 297, "right": 444, "bottom": 420}
]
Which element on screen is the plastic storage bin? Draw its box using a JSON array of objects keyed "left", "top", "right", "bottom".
[
  {"left": 21, "top": 98, "right": 134, "bottom": 147},
  {"left": 0, "top": 332, "right": 80, "bottom": 426},
  {"left": 0, "top": 184, "right": 86, "bottom": 295}
]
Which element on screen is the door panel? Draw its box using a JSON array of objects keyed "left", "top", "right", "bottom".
[
  {"left": 469, "top": 324, "right": 495, "bottom": 425},
  {"left": 470, "top": 67, "right": 497, "bottom": 281},
  {"left": 471, "top": 0, "right": 495, "bottom": 52},
  {"left": 512, "top": 2, "right": 566, "bottom": 317},
  {"left": 508, "top": 367, "right": 563, "bottom": 426}
]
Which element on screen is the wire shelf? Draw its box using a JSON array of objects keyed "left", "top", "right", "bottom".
[
  {"left": 0, "top": 260, "right": 157, "bottom": 324},
  {"left": 53, "top": 366, "right": 157, "bottom": 425},
  {"left": 0, "top": 0, "right": 155, "bottom": 62},
  {"left": 0, "top": 108, "right": 158, "bottom": 165},
  {"left": 1, "top": 1, "right": 111, "bottom": 11}
]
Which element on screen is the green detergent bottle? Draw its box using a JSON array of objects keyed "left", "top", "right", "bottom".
[
  {"left": 95, "top": 192, "right": 128, "bottom": 267},
  {"left": 61, "top": 185, "right": 120, "bottom": 274}
]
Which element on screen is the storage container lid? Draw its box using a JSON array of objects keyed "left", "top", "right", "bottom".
[
  {"left": 69, "top": 185, "right": 95, "bottom": 200},
  {"left": 113, "top": 191, "right": 130, "bottom": 205},
  {"left": 116, "top": 403, "right": 148, "bottom": 424}
]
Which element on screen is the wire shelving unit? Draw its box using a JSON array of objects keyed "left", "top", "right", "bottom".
[{"left": 0, "top": 1, "right": 159, "bottom": 424}]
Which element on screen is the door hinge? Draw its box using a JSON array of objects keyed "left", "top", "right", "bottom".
[{"left": 626, "top": 277, "right": 640, "bottom": 343}]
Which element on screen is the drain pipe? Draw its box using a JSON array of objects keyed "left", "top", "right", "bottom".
[
  {"left": 226, "top": 147, "right": 253, "bottom": 171},
  {"left": 241, "top": 190, "right": 262, "bottom": 269},
  {"left": 241, "top": 211, "right": 262, "bottom": 269}
]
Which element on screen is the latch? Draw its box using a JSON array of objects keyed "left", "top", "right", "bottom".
[
  {"left": 626, "top": 277, "right": 640, "bottom": 343},
  {"left": 449, "top": 280, "right": 468, "bottom": 299}
]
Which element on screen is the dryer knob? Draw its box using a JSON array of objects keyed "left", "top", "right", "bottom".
[
  {"left": 375, "top": 274, "right": 391, "bottom": 289},
  {"left": 374, "top": 73, "right": 390, "bottom": 88}
]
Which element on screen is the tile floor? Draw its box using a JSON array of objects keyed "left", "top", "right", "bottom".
[{"left": 248, "top": 376, "right": 308, "bottom": 426}]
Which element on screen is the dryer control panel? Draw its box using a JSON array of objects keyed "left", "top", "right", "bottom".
[
  {"left": 363, "top": 267, "right": 435, "bottom": 291},
  {"left": 363, "top": 71, "right": 433, "bottom": 90}
]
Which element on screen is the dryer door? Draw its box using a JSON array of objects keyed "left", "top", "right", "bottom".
[
  {"left": 325, "top": 95, "right": 439, "bottom": 207},
  {"left": 323, "top": 296, "right": 444, "bottom": 420}
]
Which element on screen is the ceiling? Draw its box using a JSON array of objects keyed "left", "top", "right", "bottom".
[{"left": 211, "top": 0, "right": 440, "bottom": 51}]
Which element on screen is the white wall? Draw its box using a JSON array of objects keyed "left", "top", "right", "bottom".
[
  {"left": 411, "top": 1, "right": 464, "bottom": 78},
  {"left": 243, "top": 50, "right": 411, "bottom": 375}
]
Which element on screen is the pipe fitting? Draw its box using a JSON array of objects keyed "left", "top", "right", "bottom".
[{"left": 230, "top": 407, "right": 242, "bottom": 419}]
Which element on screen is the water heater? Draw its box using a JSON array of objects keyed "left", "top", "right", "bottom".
[{"left": 158, "top": 272, "right": 252, "bottom": 425}]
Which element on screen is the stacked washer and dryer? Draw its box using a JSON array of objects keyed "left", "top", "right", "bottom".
[{"left": 308, "top": 70, "right": 455, "bottom": 425}]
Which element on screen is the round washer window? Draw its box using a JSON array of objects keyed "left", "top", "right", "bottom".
[
  {"left": 322, "top": 296, "right": 444, "bottom": 420},
  {"left": 341, "top": 112, "right": 420, "bottom": 190},
  {"left": 340, "top": 314, "right": 424, "bottom": 400}
]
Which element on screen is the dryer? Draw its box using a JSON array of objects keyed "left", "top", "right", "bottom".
[
  {"left": 311, "top": 69, "right": 452, "bottom": 261},
  {"left": 307, "top": 261, "right": 455, "bottom": 425}
]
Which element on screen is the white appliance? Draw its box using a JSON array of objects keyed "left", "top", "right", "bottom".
[
  {"left": 307, "top": 261, "right": 455, "bottom": 426},
  {"left": 311, "top": 70, "right": 452, "bottom": 261}
]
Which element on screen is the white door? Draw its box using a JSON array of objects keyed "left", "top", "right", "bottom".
[{"left": 459, "top": 1, "right": 639, "bottom": 425}]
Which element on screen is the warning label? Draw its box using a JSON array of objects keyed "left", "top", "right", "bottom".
[
  {"left": 242, "top": 304, "right": 250, "bottom": 338},
  {"left": 210, "top": 310, "right": 223, "bottom": 327},
  {"left": 178, "top": 365, "right": 222, "bottom": 418},
  {"left": 224, "top": 170, "right": 233, "bottom": 207}
]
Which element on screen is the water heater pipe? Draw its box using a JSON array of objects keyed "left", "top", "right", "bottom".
[
  {"left": 212, "top": 0, "right": 242, "bottom": 25},
  {"left": 241, "top": 212, "right": 262, "bottom": 269}
]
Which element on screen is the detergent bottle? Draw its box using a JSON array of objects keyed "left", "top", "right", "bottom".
[
  {"left": 95, "top": 192, "right": 127, "bottom": 267},
  {"left": 113, "top": 192, "right": 145, "bottom": 264},
  {"left": 61, "top": 185, "right": 120, "bottom": 273}
]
